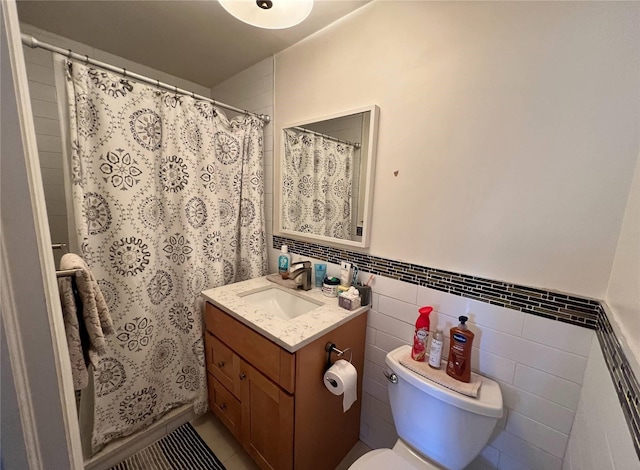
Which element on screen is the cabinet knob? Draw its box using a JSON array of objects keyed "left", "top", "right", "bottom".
[
  {"left": 217, "top": 361, "right": 225, "bottom": 369},
  {"left": 239, "top": 372, "right": 247, "bottom": 380},
  {"left": 219, "top": 403, "right": 227, "bottom": 411}
]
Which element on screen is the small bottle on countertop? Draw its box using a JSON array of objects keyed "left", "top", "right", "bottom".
[
  {"left": 428, "top": 328, "right": 444, "bottom": 369},
  {"left": 446, "top": 316, "right": 475, "bottom": 383},
  {"left": 411, "top": 306, "right": 432, "bottom": 362},
  {"left": 278, "top": 245, "right": 291, "bottom": 275}
]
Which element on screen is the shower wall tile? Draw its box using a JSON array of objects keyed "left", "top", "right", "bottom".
[{"left": 30, "top": 99, "right": 58, "bottom": 120}]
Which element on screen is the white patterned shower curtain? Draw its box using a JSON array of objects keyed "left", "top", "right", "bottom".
[
  {"left": 282, "top": 129, "right": 355, "bottom": 240},
  {"left": 64, "top": 60, "right": 266, "bottom": 453}
]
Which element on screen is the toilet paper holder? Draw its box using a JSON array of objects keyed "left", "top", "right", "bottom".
[{"left": 325, "top": 342, "right": 352, "bottom": 372}]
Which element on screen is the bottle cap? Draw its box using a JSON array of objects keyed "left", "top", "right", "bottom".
[
  {"left": 281, "top": 245, "right": 288, "bottom": 253},
  {"left": 419, "top": 306, "right": 433, "bottom": 316},
  {"left": 459, "top": 315, "right": 468, "bottom": 323}
]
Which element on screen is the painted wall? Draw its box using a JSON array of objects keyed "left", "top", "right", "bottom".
[
  {"left": 274, "top": 1, "right": 640, "bottom": 299},
  {"left": 563, "top": 337, "right": 640, "bottom": 470},
  {"left": 606, "top": 151, "right": 640, "bottom": 364}
]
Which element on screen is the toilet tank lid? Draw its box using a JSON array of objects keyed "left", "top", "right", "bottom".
[{"left": 386, "top": 346, "right": 504, "bottom": 419}]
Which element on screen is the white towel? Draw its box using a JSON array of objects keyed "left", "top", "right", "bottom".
[{"left": 58, "top": 253, "right": 113, "bottom": 390}]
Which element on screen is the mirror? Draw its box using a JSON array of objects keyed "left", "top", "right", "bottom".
[{"left": 276, "top": 105, "right": 379, "bottom": 248}]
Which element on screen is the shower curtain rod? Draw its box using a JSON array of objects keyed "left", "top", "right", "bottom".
[
  {"left": 291, "top": 126, "right": 361, "bottom": 149},
  {"left": 21, "top": 33, "right": 271, "bottom": 124}
]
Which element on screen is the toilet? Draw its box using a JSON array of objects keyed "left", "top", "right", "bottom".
[{"left": 350, "top": 345, "right": 503, "bottom": 470}]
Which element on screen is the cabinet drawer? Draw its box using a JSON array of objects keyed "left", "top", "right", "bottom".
[
  {"left": 210, "top": 333, "right": 241, "bottom": 397},
  {"left": 207, "top": 373, "right": 242, "bottom": 440},
  {"left": 205, "top": 303, "right": 295, "bottom": 393}
]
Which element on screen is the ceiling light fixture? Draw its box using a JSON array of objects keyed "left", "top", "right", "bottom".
[{"left": 218, "top": 0, "right": 314, "bottom": 29}]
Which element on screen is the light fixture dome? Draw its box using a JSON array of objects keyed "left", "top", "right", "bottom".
[{"left": 218, "top": 0, "right": 314, "bottom": 29}]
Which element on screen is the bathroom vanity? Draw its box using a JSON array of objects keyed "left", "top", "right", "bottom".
[{"left": 201, "top": 277, "right": 368, "bottom": 470}]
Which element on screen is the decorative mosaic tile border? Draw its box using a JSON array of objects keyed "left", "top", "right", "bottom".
[
  {"left": 273, "top": 236, "right": 600, "bottom": 328},
  {"left": 273, "top": 235, "right": 640, "bottom": 459},
  {"left": 596, "top": 305, "right": 640, "bottom": 459}
]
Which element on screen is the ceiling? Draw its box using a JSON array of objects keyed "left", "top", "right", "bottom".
[{"left": 17, "top": 0, "right": 370, "bottom": 89}]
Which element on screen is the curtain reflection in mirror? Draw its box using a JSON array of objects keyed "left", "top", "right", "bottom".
[{"left": 282, "top": 128, "right": 356, "bottom": 240}]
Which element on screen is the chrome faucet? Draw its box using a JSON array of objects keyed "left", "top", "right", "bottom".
[{"left": 288, "top": 261, "right": 312, "bottom": 291}]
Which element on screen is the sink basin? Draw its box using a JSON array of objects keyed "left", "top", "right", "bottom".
[{"left": 239, "top": 287, "right": 323, "bottom": 320}]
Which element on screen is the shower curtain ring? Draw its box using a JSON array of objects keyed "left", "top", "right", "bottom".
[
  {"left": 122, "top": 68, "right": 127, "bottom": 77},
  {"left": 191, "top": 91, "right": 195, "bottom": 99},
  {"left": 84, "top": 54, "right": 89, "bottom": 64},
  {"left": 67, "top": 49, "right": 72, "bottom": 58}
]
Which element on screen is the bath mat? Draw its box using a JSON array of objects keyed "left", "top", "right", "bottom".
[{"left": 108, "top": 422, "right": 226, "bottom": 470}]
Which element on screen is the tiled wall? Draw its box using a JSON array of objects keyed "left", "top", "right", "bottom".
[
  {"left": 563, "top": 336, "right": 640, "bottom": 470},
  {"left": 274, "top": 236, "right": 640, "bottom": 469}
]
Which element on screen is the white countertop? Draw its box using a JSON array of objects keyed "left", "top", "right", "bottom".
[{"left": 201, "top": 276, "right": 368, "bottom": 353}]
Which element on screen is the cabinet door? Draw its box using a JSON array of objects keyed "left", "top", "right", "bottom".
[{"left": 240, "top": 360, "right": 294, "bottom": 470}]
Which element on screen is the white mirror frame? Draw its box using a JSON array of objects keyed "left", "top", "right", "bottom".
[{"left": 274, "top": 104, "right": 379, "bottom": 249}]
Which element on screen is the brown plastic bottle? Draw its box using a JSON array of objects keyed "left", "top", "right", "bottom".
[{"left": 446, "top": 316, "right": 475, "bottom": 383}]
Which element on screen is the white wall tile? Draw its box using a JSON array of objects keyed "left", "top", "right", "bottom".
[
  {"left": 33, "top": 116, "right": 60, "bottom": 137},
  {"left": 377, "top": 295, "right": 423, "bottom": 325},
  {"left": 473, "top": 348, "right": 517, "bottom": 384},
  {"left": 522, "top": 314, "right": 593, "bottom": 357},
  {"left": 505, "top": 411, "right": 568, "bottom": 458},
  {"left": 359, "top": 411, "right": 397, "bottom": 450},
  {"left": 514, "top": 339, "right": 587, "bottom": 385},
  {"left": 30, "top": 98, "right": 59, "bottom": 120},
  {"left": 22, "top": 44, "right": 54, "bottom": 67},
  {"left": 374, "top": 330, "right": 409, "bottom": 353},
  {"left": 25, "top": 62, "right": 56, "bottom": 85},
  {"left": 575, "top": 337, "right": 640, "bottom": 470},
  {"left": 363, "top": 359, "right": 386, "bottom": 388},
  {"left": 497, "top": 452, "right": 532, "bottom": 470},
  {"left": 367, "top": 310, "right": 413, "bottom": 343},
  {"left": 501, "top": 383, "right": 575, "bottom": 435},
  {"left": 491, "top": 429, "right": 561, "bottom": 470},
  {"left": 365, "top": 344, "right": 388, "bottom": 368},
  {"left": 361, "top": 392, "right": 394, "bottom": 425},
  {"left": 362, "top": 376, "right": 389, "bottom": 405},
  {"left": 513, "top": 364, "right": 581, "bottom": 410},
  {"left": 369, "top": 275, "right": 418, "bottom": 304},
  {"left": 28, "top": 81, "right": 56, "bottom": 102}
]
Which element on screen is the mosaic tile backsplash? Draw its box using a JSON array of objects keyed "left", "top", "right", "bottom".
[{"left": 273, "top": 235, "right": 640, "bottom": 459}]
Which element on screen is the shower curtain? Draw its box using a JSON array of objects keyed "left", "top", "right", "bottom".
[
  {"left": 282, "top": 128, "right": 355, "bottom": 239},
  {"left": 63, "top": 60, "right": 266, "bottom": 453}
]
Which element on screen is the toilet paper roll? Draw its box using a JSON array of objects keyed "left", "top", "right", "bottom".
[{"left": 324, "top": 359, "right": 357, "bottom": 412}]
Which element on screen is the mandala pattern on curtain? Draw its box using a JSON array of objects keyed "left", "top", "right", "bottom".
[
  {"left": 282, "top": 129, "right": 355, "bottom": 239},
  {"left": 65, "top": 60, "right": 266, "bottom": 453}
]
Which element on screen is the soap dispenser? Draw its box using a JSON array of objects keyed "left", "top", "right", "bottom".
[{"left": 446, "top": 316, "right": 475, "bottom": 383}]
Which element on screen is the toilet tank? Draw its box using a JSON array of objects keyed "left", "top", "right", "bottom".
[{"left": 385, "top": 346, "right": 503, "bottom": 470}]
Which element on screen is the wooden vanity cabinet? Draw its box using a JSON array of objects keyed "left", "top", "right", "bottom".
[{"left": 204, "top": 302, "right": 367, "bottom": 470}]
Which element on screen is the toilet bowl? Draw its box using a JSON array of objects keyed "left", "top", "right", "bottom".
[{"left": 349, "top": 345, "right": 503, "bottom": 470}]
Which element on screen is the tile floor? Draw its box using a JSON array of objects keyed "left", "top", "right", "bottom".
[{"left": 191, "top": 412, "right": 371, "bottom": 470}]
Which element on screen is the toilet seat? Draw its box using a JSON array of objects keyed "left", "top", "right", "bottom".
[{"left": 349, "top": 448, "right": 439, "bottom": 470}]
